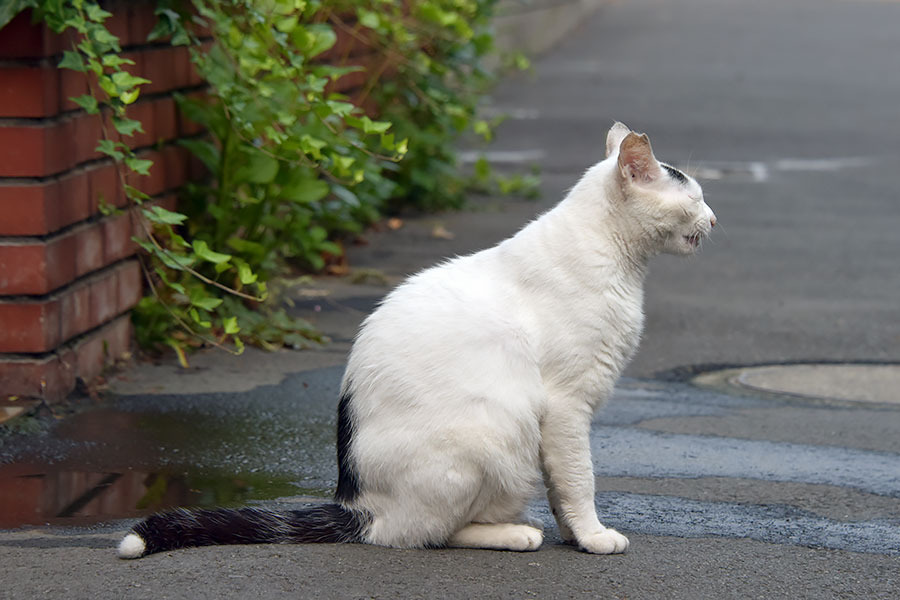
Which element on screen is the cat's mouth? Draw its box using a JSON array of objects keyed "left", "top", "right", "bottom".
[{"left": 684, "top": 233, "right": 703, "bottom": 249}]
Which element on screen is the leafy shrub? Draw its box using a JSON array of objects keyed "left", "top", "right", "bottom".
[{"left": 12, "top": 0, "right": 512, "bottom": 357}]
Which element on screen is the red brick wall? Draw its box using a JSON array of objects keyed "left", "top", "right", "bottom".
[
  {"left": 0, "top": 5, "right": 384, "bottom": 403},
  {"left": 0, "top": 3, "right": 204, "bottom": 402}
]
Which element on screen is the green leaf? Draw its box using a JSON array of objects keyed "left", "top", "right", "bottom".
[
  {"left": 223, "top": 316, "right": 240, "bottom": 335},
  {"left": 150, "top": 8, "right": 189, "bottom": 45},
  {"left": 143, "top": 205, "right": 187, "bottom": 225},
  {"left": 124, "top": 185, "right": 151, "bottom": 203},
  {"left": 347, "top": 115, "right": 391, "bottom": 135},
  {"left": 307, "top": 24, "right": 337, "bottom": 57},
  {"left": 98, "top": 75, "right": 117, "bottom": 98},
  {"left": 332, "top": 185, "right": 359, "bottom": 207},
  {"left": 473, "top": 119, "right": 492, "bottom": 141},
  {"left": 58, "top": 51, "right": 86, "bottom": 72},
  {"left": 85, "top": 4, "right": 112, "bottom": 23},
  {"left": 192, "top": 239, "right": 232, "bottom": 264},
  {"left": 70, "top": 94, "right": 99, "bottom": 114},
  {"left": 358, "top": 10, "right": 380, "bottom": 29},
  {"left": 236, "top": 153, "right": 279, "bottom": 184},
  {"left": 474, "top": 156, "right": 490, "bottom": 181},
  {"left": 119, "top": 88, "right": 140, "bottom": 104},
  {"left": 418, "top": 3, "right": 458, "bottom": 27},
  {"left": 324, "top": 100, "right": 355, "bottom": 117},
  {"left": 319, "top": 240, "right": 342, "bottom": 256},
  {"left": 330, "top": 154, "right": 355, "bottom": 174},
  {"left": 96, "top": 139, "right": 125, "bottom": 161},
  {"left": 101, "top": 54, "right": 135, "bottom": 68},
  {"left": 300, "top": 135, "right": 327, "bottom": 160},
  {"left": 111, "top": 71, "right": 151, "bottom": 91},
  {"left": 154, "top": 267, "right": 187, "bottom": 295},
  {"left": 236, "top": 261, "right": 258, "bottom": 285},
  {"left": 190, "top": 294, "right": 223, "bottom": 312},
  {"left": 113, "top": 116, "right": 143, "bottom": 136},
  {"left": 189, "top": 307, "right": 213, "bottom": 327},
  {"left": 318, "top": 64, "right": 362, "bottom": 82},
  {"left": 306, "top": 253, "right": 325, "bottom": 271},
  {"left": 76, "top": 38, "right": 97, "bottom": 57},
  {"left": 156, "top": 250, "right": 195, "bottom": 271},
  {"left": 0, "top": 1, "right": 37, "bottom": 31},
  {"left": 275, "top": 15, "right": 297, "bottom": 32},
  {"left": 91, "top": 27, "right": 121, "bottom": 50},
  {"left": 125, "top": 157, "right": 153, "bottom": 176},
  {"left": 133, "top": 238, "right": 155, "bottom": 254},
  {"left": 227, "top": 237, "right": 267, "bottom": 260},
  {"left": 281, "top": 178, "right": 329, "bottom": 204}
]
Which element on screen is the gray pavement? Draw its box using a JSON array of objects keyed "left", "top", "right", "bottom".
[{"left": 3, "top": 0, "right": 900, "bottom": 597}]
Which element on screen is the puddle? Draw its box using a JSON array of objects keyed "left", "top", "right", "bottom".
[
  {"left": 0, "top": 368, "right": 347, "bottom": 529},
  {"left": 0, "top": 463, "right": 307, "bottom": 529}
]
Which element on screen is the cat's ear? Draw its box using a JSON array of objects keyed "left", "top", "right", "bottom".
[
  {"left": 617, "top": 132, "right": 662, "bottom": 184},
  {"left": 605, "top": 122, "right": 631, "bottom": 158}
]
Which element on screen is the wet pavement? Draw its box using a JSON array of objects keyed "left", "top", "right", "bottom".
[
  {"left": 2, "top": 358, "right": 899, "bottom": 598},
  {"left": 3, "top": 0, "right": 900, "bottom": 597},
  {"left": 3, "top": 365, "right": 899, "bottom": 554}
]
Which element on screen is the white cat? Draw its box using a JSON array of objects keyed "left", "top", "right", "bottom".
[{"left": 118, "top": 122, "right": 715, "bottom": 559}]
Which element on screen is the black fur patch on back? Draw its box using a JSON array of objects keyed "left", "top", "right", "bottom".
[
  {"left": 334, "top": 388, "right": 360, "bottom": 503},
  {"left": 662, "top": 163, "right": 688, "bottom": 184}
]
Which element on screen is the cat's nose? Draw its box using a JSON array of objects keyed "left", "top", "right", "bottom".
[{"left": 710, "top": 215, "right": 717, "bottom": 228}]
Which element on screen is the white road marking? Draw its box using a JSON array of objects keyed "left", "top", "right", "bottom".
[
  {"left": 477, "top": 107, "right": 542, "bottom": 120},
  {"left": 687, "top": 156, "right": 879, "bottom": 183},
  {"left": 458, "top": 149, "right": 546, "bottom": 164},
  {"left": 774, "top": 157, "right": 875, "bottom": 171}
]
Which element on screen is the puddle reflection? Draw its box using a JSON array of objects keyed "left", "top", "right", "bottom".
[{"left": 0, "top": 464, "right": 300, "bottom": 528}]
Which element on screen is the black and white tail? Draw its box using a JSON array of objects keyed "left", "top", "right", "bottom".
[{"left": 117, "top": 504, "right": 365, "bottom": 559}]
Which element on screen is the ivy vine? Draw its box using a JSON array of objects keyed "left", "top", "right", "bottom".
[{"left": 6, "top": 0, "right": 527, "bottom": 361}]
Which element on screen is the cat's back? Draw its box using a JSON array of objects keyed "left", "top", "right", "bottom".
[
  {"left": 345, "top": 248, "right": 540, "bottom": 397},
  {"left": 359, "top": 248, "right": 522, "bottom": 346},
  {"left": 341, "top": 247, "right": 548, "bottom": 443}
]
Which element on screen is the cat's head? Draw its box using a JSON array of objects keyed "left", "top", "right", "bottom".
[{"left": 606, "top": 122, "right": 716, "bottom": 256}]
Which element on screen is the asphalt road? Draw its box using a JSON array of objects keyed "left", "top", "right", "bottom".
[{"left": 3, "top": 0, "right": 900, "bottom": 598}]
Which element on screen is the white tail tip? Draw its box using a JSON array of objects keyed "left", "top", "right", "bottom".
[{"left": 117, "top": 533, "right": 146, "bottom": 559}]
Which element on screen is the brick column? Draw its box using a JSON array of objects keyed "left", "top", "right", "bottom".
[{"left": 0, "top": 4, "right": 204, "bottom": 402}]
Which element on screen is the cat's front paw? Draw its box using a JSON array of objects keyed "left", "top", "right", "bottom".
[{"left": 578, "top": 528, "right": 629, "bottom": 554}]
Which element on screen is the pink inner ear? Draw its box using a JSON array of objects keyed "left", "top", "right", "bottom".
[{"left": 618, "top": 134, "right": 660, "bottom": 183}]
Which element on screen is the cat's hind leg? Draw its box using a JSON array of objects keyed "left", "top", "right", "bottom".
[
  {"left": 448, "top": 523, "right": 543, "bottom": 551},
  {"left": 448, "top": 485, "right": 543, "bottom": 551},
  {"left": 359, "top": 460, "right": 488, "bottom": 549}
]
